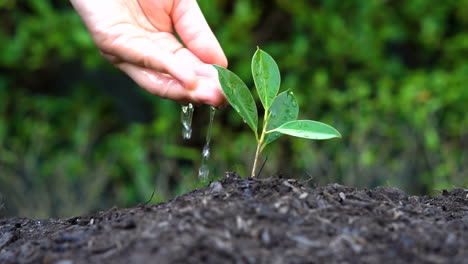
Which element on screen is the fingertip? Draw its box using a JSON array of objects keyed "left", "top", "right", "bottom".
[
  {"left": 193, "top": 77, "right": 227, "bottom": 107},
  {"left": 216, "top": 53, "right": 228, "bottom": 68},
  {"left": 191, "top": 45, "right": 228, "bottom": 68}
]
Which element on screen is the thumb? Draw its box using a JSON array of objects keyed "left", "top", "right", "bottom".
[{"left": 172, "top": 0, "right": 228, "bottom": 67}]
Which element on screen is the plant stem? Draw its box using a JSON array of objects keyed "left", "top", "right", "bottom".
[
  {"left": 251, "top": 141, "right": 262, "bottom": 177},
  {"left": 251, "top": 111, "right": 270, "bottom": 177}
]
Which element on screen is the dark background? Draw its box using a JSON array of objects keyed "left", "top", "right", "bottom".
[{"left": 1, "top": 0, "right": 467, "bottom": 218}]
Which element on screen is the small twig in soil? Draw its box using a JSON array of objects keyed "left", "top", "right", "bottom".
[
  {"left": 144, "top": 185, "right": 157, "bottom": 205},
  {"left": 257, "top": 156, "right": 268, "bottom": 178},
  {"left": 301, "top": 171, "right": 315, "bottom": 184}
]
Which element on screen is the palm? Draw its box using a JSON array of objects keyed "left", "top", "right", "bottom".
[{"left": 71, "top": 0, "right": 227, "bottom": 105}]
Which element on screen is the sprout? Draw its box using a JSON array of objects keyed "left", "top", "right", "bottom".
[{"left": 214, "top": 48, "right": 341, "bottom": 177}]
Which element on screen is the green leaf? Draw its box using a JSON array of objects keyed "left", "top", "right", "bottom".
[
  {"left": 252, "top": 48, "right": 280, "bottom": 110},
  {"left": 214, "top": 65, "right": 258, "bottom": 134},
  {"left": 264, "top": 90, "right": 299, "bottom": 145},
  {"left": 267, "top": 120, "right": 341, "bottom": 140}
]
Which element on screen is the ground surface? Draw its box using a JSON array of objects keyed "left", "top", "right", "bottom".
[{"left": 1, "top": 172, "right": 468, "bottom": 264}]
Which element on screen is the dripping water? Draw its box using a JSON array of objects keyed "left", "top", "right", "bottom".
[
  {"left": 181, "top": 103, "right": 194, "bottom": 140},
  {"left": 198, "top": 106, "right": 216, "bottom": 182}
]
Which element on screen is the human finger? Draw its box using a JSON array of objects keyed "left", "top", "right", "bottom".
[
  {"left": 171, "top": 0, "right": 228, "bottom": 67},
  {"left": 116, "top": 62, "right": 226, "bottom": 106},
  {"left": 116, "top": 62, "right": 191, "bottom": 102},
  {"left": 100, "top": 35, "right": 198, "bottom": 90},
  {"left": 173, "top": 48, "right": 228, "bottom": 105}
]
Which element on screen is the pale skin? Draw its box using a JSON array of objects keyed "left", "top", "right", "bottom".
[{"left": 70, "top": 0, "right": 228, "bottom": 106}]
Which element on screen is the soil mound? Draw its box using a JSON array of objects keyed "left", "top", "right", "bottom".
[{"left": 1, "top": 172, "right": 467, "bottom": 263}]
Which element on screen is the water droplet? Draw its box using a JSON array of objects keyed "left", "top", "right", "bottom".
[
  {"left": 181, "top": 103, "right": 194, "bottom": 140},
  {"left": 198, "top": 164, "right": 209, "bottom": 182},
  {"left": 202, "top": 143, "right": 210, "bottom": 159}
]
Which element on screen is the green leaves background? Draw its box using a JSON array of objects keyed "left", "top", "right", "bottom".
[{"left": 3, "top": 0, "right": 468, "bottom": 217}]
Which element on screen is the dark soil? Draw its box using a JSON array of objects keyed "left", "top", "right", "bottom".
[{"left": 1, "top": 172, "right": 468, "bottom": 264}]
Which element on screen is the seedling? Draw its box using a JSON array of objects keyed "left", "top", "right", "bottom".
[{"left": 214, "top": 48, "right": 341, "bottom": 177}]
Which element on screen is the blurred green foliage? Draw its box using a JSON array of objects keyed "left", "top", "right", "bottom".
[{"left": 1, "top": 0, "right": 467, "bottom": 218}]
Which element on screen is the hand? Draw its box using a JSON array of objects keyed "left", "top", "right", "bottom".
[{"left": 70, "top": 0, "right": 228, "bottom": 106}]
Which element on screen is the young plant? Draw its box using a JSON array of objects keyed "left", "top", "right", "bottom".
[{"left": 214, "top": 48, "right": 341, "bottom": 177}]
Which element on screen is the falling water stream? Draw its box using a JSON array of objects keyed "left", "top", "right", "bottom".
[
  {"left": 181, "top": 104, "right": 216, "bottom": 182},
  {"left": 198, "top": 106, "right": 216, "bottom": 182}
]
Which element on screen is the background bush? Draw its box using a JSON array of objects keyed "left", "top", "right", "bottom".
[{"left": 1, "top": 0, "right": 467, "bottom": 218}]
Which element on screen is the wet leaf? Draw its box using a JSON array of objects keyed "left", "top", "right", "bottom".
[
  {"left": 264, "top": 90, "right": 298, "bottom": 145},
  {"left": 267, "top": 120, "right": 341, "bottom": 140},
  {"left": 252, "top": 48, "right": 280, "bottom": 111},
  {"left": 214, "top": 65, "right": 258, "bottom": 134}
]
